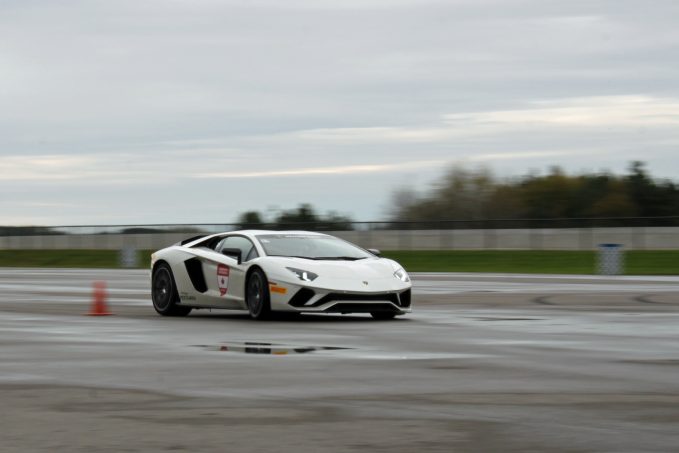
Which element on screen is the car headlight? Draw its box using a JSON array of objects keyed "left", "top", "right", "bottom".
[
  {"left": 394, "top": 267, "right": 410, "bottom": 282},
  {"left": 286, "top": 267, "right": 318, "bottom": 282}
]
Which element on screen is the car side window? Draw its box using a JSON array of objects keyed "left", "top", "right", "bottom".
[
  {"left": 217, "top": 236, "right": 259, "bottom": 262},
  {"left": 245, "top": 246, "right": 258, "bottom": 261}
]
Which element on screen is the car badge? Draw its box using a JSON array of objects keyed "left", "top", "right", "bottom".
[{"left": 363, "top": 281, "right": 369, "bottom": 286}]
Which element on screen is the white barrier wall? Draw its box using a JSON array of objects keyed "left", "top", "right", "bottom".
[{"left": 1, "top": 227, "right": 679, "bottom": 250}]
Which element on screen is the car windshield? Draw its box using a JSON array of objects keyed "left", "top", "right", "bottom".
[{"left": 256, "top": 234, "right": 372, "bottom": 260}]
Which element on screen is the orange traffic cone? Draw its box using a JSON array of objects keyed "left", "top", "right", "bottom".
[{"left": 87, "top": 281, "right": 112, "bottom": 316}]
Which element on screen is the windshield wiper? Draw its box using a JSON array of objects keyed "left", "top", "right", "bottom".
[
  {"left": 268, "top": 255, "right": 367, "bottom": 261},
  {"left": 316, "top": 256, "right": 367, "bottom": 261},
  {"left": 270, "top": 255, "right": 321, "bottom": 260}
]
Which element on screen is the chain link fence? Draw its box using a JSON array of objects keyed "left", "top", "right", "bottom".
[{"left": 1, "top": 216, "right": 679, "bottom": 251}]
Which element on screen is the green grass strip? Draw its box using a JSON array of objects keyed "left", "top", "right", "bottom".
[
  {"left": 381, "top": 250, "right": 595, "bottom": 274},
  {"left": 0, "top": 249, "right": 678, "bottom": 275},
  {"left": 381, "top": 250, "right": 679, "bottom": 275}
]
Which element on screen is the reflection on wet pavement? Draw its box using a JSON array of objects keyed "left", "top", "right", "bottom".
[{"left": 194, "top": 342, "right": 352, "bottom": 355}]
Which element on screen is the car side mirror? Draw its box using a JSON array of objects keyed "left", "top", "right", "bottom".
[
  {"left": 367, "top": 248, "right": 381, "bottom": 257},
  {"left": 221, "top": 248, "right": 242, "bottom": 264}
]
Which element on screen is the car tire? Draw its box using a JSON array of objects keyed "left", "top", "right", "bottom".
[
  {"left": 152, "top": 263, "right": 192, "bottom": 317},
  {"left": 371, "top": 311, "right": 397, "bottom": 320},
  {"left": 246, "top": 268, "right": 272, "bottom": 320}
]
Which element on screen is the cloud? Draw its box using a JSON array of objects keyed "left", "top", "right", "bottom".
[
  {"left": 1, "top": 1, "right": 679, "bottom": 223},
  {"left": 227, "top": 0, "right": 449, "bottom": 9},
  {"left": 444, "top": 95, "right": 679, "bottom": 127},
  {"left": 2, "top": 94, "right": 675, "bottom": 184},
  {"left": 465, "top": 150, "right": 582, "bottom": 162},
  {"left": 0, "top": 155, "right": 99, "bottom": 181},
  {"left": 279, "top": 126, "right": 450, "bottom": 144},
  {"left": 0, "top": 153, "right": 446, "bottom": 182},
  {"left": 195, "top": 160, "right": 447, "bottom": 179},
  {"left": 266, "top": 95, "right": 679, "bottom": 145}
]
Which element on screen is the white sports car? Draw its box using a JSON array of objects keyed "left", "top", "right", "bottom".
[{"left": 150, "top": 230, "right": 412, "bottom": 320}]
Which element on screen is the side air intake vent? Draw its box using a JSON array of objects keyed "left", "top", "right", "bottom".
[{"left": 184, "top": 258, "right": 208, "bottom": 293}]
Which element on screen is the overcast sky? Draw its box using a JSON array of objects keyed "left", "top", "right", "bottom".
[{"left": 2, "top": 0, "right": 678, "bottom": 225}]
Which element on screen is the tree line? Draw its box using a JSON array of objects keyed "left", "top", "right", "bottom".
[
  {"left": 390, "top": 161, "right": 679, "bottom": 222},
  {"left": 237, "top": 204, "right": 354, "bottom": 230},
  {"left": 236, "top": 162, "right": 679, "bottom": 230}
]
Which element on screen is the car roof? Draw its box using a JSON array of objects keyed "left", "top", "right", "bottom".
[
  {"left": 240, "top": 230, "right": 327, "bottom": 236},
  {"left": 182, "top": 230, "right": 328, "bottom": 247}
]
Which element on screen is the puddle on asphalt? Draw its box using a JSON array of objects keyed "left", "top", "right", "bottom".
[
  {"left": 192, "top": 342, "right": 492, "bottom": 361},
  {"left": 473, "top": 317, "right": 544, "bottom": 322},
  {"left": 193, "top": 342, "right": 353, "bottom": 355}
]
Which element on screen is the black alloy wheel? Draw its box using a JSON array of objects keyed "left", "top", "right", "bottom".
[
  {"left": 152, "top": 263, "right": 192, "bottom": 317},
  {"left": 246, "top": 268, "right": 271, "bottom": 320}
]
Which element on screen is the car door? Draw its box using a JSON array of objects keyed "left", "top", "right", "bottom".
[{"left": 199, "top": 235, "right": 259, "bottom": 308}]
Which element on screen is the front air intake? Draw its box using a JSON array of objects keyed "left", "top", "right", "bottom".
[
  {"left": 288, "top": 288, "right": 316, "bottom": 307},
  {"left": 324, "top": 303, "right": 400, "bottom": 313},
  {"left": 312, "top": 292, "right": 400, "bottom": 307},
  {"left": 398, "top": 289, "right": 412, "bottom": 308}
]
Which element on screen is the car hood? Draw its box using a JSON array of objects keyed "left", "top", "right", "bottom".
[
  {"left": 267, "top": 256, "right": 396, "bottom": 277},
  {"left": 263, "top": 256, "right": 411, "bottom": 292}
]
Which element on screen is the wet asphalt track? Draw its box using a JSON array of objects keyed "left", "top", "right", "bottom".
[{"left": 2, "top": 268, "right": 679, "bottom": 452}]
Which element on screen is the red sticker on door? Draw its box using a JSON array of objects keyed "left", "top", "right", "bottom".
[{"left": 217, "top": 264, "right": 230, "bottom": 296}]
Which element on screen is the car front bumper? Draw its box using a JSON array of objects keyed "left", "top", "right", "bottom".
[{"left": 268, "top": 280, "right": 412, "bottom": 314}]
